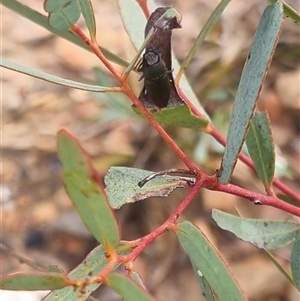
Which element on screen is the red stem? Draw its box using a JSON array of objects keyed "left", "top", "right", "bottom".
[
  {"left": 71, "top": 24, "right": 199, "bottom": 173},
  {"left": 136, "top": 0, "right": 150, "bottom": 18},
  {"left": 210, "top": 126, "right": 300, "bottom": 203},
  {"left": 122, "top": 85, "right": 200, "bottom": 173},
  {"left": 207, "top": 180, "right": 300, "bottom": 216},
  {"left": 118, "top": 178, "right": 204, "bottom": 262},
  {"left": 176, "top": 85, "right": 300, "bottom": 203},
  {"left": 71, "top": 25, "right": 299, "bottom": 213}
]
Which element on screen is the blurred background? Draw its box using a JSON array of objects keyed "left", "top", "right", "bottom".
[{"left": 1, "top": 0, "right": 300, "bottom": 300}]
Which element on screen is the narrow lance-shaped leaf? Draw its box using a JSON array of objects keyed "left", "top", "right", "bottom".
[
  {"left": 106, "top": 272, "right": 156, "bottom": 301},
  {"left": 291, "top": 233, "right": 300, "bottom": 291},
  {"left": 57, "top": 129, "right": 120, "bottom": 248},
  {"left": 1, "top": 59, "right": 110, "bottom": 92},
  {"left": 218, "top": 1, "right": 283, "bottom": 184},
  {"left": 105, "top": 167, "right": 194, "bottom": 209},
  {"left": 0, "top": 272, "right": 70, "bottom": 291},
  {"left": 117, "top": 0, "right": 156, "bottom": 51},
  {"left": 245, "top": 111, "right": 275, "bottom": 192},
  {"left": 43, "top": 242, "right": 132, "bottom": 301},
  {"left": 78, "top": 0, "right": 96, "bottom": 39},
  {"left": 175, "top": 221, "right": 246, "bottom": 301},
  {"left": 212, "top": 209, "right": 300, "bottom": 249},
  {"left": 44, "top": 0, "right": 81, "bottom": 31},
  {"left": 264, "top": 249, "right": 296, "bottom": 287}
]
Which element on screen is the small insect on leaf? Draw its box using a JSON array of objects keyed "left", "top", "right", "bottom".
[
  {"left": 138, "top": 7, "right": 185, "bottom": 109},
  {"left": 138, "top": 51, "right": 171, "bottom": 108}
]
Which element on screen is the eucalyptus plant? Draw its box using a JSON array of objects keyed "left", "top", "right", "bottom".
[{"left": 1, "top": 0, "right": 300, "bottom": 300}]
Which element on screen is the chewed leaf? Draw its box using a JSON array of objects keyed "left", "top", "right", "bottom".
[
  {"left": 132, "top": 105, "right": 209, "bottom": 129},
  {"left": 104, "top": 167, "right": 193, "bottom": 209},
  {"left": 44, "top": 0, "right": 81, "bottom": 31},
  {"left": 212, "top": 210, "right": 300, "bottom": 249}
]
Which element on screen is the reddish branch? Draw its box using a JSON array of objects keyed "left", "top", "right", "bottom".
[
  {"left": 93, "top": 175, "right": 299, "bottom": 284},
  {"left": 71, "top": 24, "right": 299, "bottom": 218},
  {"left": 71, "top": 24, "right": 199, "bottom": 173},
  {"left": 203, "top": 176, "right": 300, "bottom": 216},
  {"left": 67, "top": 9, "right": 300, "bottom": 293},
  {"left": 117, "top": 178, "right": 205, "bottom": 263},
  {"left": 209, "top": 126, "right": 300, "bottom": 203},
  {"left": 136, "top": 0, "right": 150, "bottom": 18},
  {"left": 177, "top": 86, "right": 300, "bottom": 203}
]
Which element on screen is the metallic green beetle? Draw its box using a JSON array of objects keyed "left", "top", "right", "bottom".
[{"left": 138, "top": 51, "right": 171, "bottom": 108}]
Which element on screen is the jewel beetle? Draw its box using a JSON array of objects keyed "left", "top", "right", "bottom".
[{"left": 138, "top": 51, "right": 172, "bottom": 108}]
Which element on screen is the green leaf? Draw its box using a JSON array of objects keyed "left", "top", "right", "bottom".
[
  {"left": 44, "top": 0, "right": 81, "bottom": 31},
  {"left": 78, "top": 0, "right": 96, "bottom": 39},
  {"left": 118, "top": 0, "right": 210, "bottom": 121},
  {"left": 124, "top": 271, "right": 147, "bottom": 301},
  {"left": 245, "top": 111, "right": 275, "bottom": 190},
  {"left": 106, "top": 272, "right": 156, "bottom": 301},
  {"left": 178, "top": 75, "right": 210, "bottom": 121},
  {"left": 57, "top": 129, "right": 120, "bottom": 248},
  {"left": 1, "top": 59, "right": 110, "bottom": 92},
  {"left": 212, "top": 210, "right": 300, "bottom": 249},
  {"left": 105, "top": 167, "right": 193, "bottom": 209},
  {"left": 132, "top": 105, "right": 209, "bottom": 129},
  {"left": 129, "top": 271, "right": 146, "bottom": 289},
  {"left": 117, "top": 0, "right": 155, "bottom": 51},
  {"left": 291, "top": 233, "right": 300, "bottom": 291},
  {"left": 268, "top": 0, "right": 300, "bottom": 23},
  {"left": 43, "top": 242, "right": 132, "bottom": 301},
  {"left": 0, "top": 272, "right": 69, "bottom": 291},
  {"left": 219, "top": 1, "right": 283, "bottom": 184},
  {"left": 1, "top": 0, "right": 129, "bottom": 67},
  {"left": 47, "top": 266, "right": 65, "bottom": 274},
  {"left": 175, "top": 221, "right": 246, "bottom": 301},
  {"left": 190, "top": 261, "right": 215, "bottom": 301}
]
